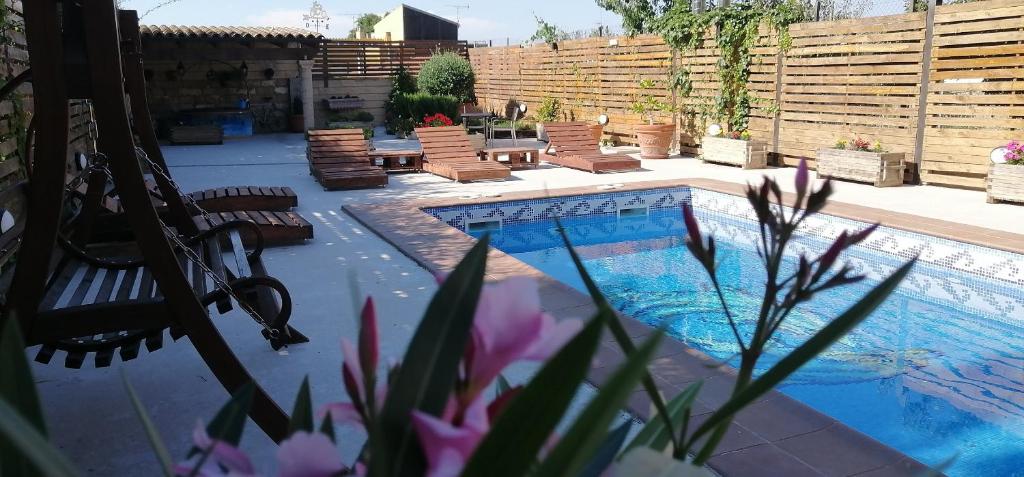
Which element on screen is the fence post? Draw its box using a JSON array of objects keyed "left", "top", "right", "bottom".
[
  {"left": 912, "top": 0, "right": 938, "bottom": 183},
  {"left": 772, "top": 48, "right": 784, "bottom": 161}
]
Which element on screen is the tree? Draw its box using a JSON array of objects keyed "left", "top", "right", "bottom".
[
  {"left": 348, "top": 13, "right": 382, "bottom": 39},
  {"left": 594, "top": 0, "right": 672, "bottom": 36}
]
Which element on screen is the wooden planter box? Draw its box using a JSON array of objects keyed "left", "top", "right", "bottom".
[
  {"left": 987, "top": 164, "right": 1024, "bottom": 204},
  {"left": 170, "top": 125, "right": 223, "bottom": 145},
  {"left": 700, "top": 136, "right": 768, "bottom": 169},
  {"left": 816, "top": 148, "right": 905, "bottom": 187},
  {"left": 323, "top": 98, "right": 365, "bottom": 110}
]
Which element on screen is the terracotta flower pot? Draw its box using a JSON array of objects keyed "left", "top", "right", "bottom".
[
  {"left": 588, "top": 124, "right": 604, "bottom": 143},
  {"left": 634, "top": 123, "right": 674, "bottom": 159}
]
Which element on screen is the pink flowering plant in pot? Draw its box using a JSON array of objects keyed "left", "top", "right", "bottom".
[
  {"left": 0, "top": 159, "right": 922, "bottom": 477},
  {"left": 1005, "top": 140, "right": 1023, "bottom": 165}
]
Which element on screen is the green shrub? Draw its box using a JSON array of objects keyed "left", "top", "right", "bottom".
[
  {"left": 329, "top": 110, "right": 375, "bottom": 122},
  {"left": 392, "top": 92, "right": 460, "bottom": 126},
  {"left": 417, "top": 52, "right": 475, "bottom": 103},
  {"left": 536, "top": 97, "right": 561, "bottom": 122},
  {"left": 385, "top": 67, "right": 418, "bottom": 133}
]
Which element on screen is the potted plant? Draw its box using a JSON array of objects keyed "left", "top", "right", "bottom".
[
  {"left": 987, "top": 139, "right": 1024, "bottom": 204},
  {"left": 630, "top": 79, "right": 674, "bottom": 159},
  {"left": 289, "top": 97, "right": 305, "bottom": 133},
  {"left": 535, "top": 97, "right": 560, "bottom": 142},
  {"left": 817, "top": 137, "right": 905, "bottom": 187},
  {"left": 701, "top": 128, "right": 768, "bottom": 169}
]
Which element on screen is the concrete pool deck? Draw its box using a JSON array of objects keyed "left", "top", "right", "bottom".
[{"left": 30, "top": 132, "right": 1017, "bottom": 474}]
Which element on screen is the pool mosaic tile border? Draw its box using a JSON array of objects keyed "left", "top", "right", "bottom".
[{"left": 426, "top": 187, "right": 1024, "bottom": 291}]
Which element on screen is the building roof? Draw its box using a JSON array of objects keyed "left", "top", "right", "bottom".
[
  {"left": 139, "top": 24, "right": 323, "bottom": 41},
  {"left": 378, "top": 4, "right": 459, "bottom": 26}
]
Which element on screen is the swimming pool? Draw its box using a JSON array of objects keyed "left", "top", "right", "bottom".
[{"left": 427, "top": 187, "right": 1024, "bottom": 477}]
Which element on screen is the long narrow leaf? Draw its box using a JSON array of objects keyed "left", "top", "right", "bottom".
[
  {"left": 534, "top": 331, "right": 665, "bottom": 477},
  {"left": 459, "top": 308, "right": 608, "bottom": 477},
  {"left": 579, "top": 420, "right": 634, "bottom": 477},
  {"left": 624, "top": 381, "right": 702, "bottom": 455},
  {"left": 554, "top": 220, "right": 679, "bottom": 449},
  {"left": 0, "top": 317, "right": 47, "bottom": 477},
  {"left": 0, "top": 399, "right": 78, "bottom": 477},
  {"left": 121, "top": 372, "right": 174, "bottom": 476},
  {"left": 689, "top": 259, "right": 917, "bottom": 464},
  {"left": 375, "top": 237, "right": 490, "bottom": 477},
  {"left": 194, "top": 382, "right": 254, "bottom": 456},
  {"left": 288, "top": 377, "right": 314, "bottom": 436}
]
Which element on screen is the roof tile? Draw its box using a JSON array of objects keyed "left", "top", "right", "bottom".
[{"left": 139, "top": 24, "right": 323, "bottom": 41}]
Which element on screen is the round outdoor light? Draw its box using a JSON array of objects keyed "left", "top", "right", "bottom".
[
  {"left": 0, "top": 209, "right": 13, "bottom": 234},
  {"left": 518, "top": 103, "right": 528, "bottom": 114},
  {"left": 707, "top": 123, "right": 723, "bottom": 137},
  {"left": 597, "top": 114, "right": 609, "bottom": 126},
  {"left": 990, "top": 146, "right": 1009, "bottom": 164}
]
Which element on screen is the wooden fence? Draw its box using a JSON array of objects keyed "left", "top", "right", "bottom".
[
  {"left": 469, "top": 0, "right": 1024, "bottom": 189},
  {"left": 314, "top": 39, "right": 469, "bottom": 83}
]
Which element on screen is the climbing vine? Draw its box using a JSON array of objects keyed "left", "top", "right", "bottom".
[
  {"left": 0, "top": 3, "right": 28, "bottom": 165},
  {"left": 652, "top": 1, "right": 805, "bottom": 132}
]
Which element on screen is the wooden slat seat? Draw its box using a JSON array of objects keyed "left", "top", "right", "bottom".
[
  {"left": 147, "top": 181, "right": 298, "bottom": 212},
  {"left": 195, "top": 210, "right": 313, "bottom": 245},
  {"left": 540, "top": 122, "right": 641, "bottom": 173},
  {"left": 306, "top": 129, "right": 388, "bottom": 190},
  {"left": 415, "top": 126, "right": 511, "bottom": 182}
]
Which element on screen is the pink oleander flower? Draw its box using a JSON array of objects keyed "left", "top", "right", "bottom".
[
  {"left": 277, "top": 432, "right": 347, "bottom": 477},
  {"left": 795, "top": 158, "right": 809, "bottom": 195},
  {"left": 174, "top": 420, "right": 257, "bottom": 477},
  {"left": 320, "top": 298, "right": 386, "bottom": 427},
  {"left": 460, "top": 276, "right": 583, "bottom": 405},
  {"left": 412, "top": 393, "right": 490, "bottom": 477}
]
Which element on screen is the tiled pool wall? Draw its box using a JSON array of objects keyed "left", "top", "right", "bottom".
[{"left": 425, "top": 187, "right": 1024, "bottom": 327}]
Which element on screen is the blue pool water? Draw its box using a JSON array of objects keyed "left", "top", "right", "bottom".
[{"left": 459, "top": 206, "right": 1024, "bottom": 476}]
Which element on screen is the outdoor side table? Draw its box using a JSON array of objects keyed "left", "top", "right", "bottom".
[
  {"left": 370, "top": 149, "right": 422, "bottom": 172},
  {"left": 483, "top": 147, "right": 539, "bottom": 170},
  {"left": 460, "top": 112, "right": 493, "bottom": 136}
]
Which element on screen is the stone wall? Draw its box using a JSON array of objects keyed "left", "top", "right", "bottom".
[
  {"left": 143, "top": 56, "right": 301, "bottom": 135},
  {"left": 312, "top": 78, "right": 391, "bottom": 129}
]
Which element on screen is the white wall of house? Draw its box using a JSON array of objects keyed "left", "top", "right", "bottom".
[{"left": 372, "top": 7, "right": 404, "bottom": 41}]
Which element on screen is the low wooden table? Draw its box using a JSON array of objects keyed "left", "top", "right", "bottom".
[
  {"left": 482, "top": 147, "right": 539, "bottom": 170},
  {"left": 369, "top": 149, "right": 422, "bottom": 172}
]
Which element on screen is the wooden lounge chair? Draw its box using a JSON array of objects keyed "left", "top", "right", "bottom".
[
  {"left": 117, "top": 12, "right": 311, "bottom": 244},
  {"left": 6, "top": 1, "right": 300, "bottom": 442},
  {"left": 306, "top": 129, "right": 388, "bottom": 190},
  {"left": 416, "top": 126, "right": 511, "bottom": 182},
  {"left": 540, "top": 122, "right": 641, "bottom": 173}
]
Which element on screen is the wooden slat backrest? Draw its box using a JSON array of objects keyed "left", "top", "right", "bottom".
[
  {"left": 543, "top": 122, "right": 600, "bottom": 156},
  {"left": 415, "top": 126, "right": 479, "bottom": 163},
  {"left": 307, "top": 129, "right": 370, "bottom": 163}
]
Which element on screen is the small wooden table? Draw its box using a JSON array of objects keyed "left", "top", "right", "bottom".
[
  {"left": 369, "top": 149, "right": 422, "bottom": 172},
  {"left": 482, "top": 147, "right": 539, "bottom": 170}
]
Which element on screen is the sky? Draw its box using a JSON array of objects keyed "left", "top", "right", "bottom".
[{"left": 118, "top": 0, "right": 624, "bottom": 44}]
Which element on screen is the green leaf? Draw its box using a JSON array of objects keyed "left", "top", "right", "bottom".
[
  {"left": 579, "top": 420, "right": 634, "bottom": 477},
  {"left": 624, "top": 381, "right": 702, "bottom": 455},
  {"left": 555, "top": 220, "right": 679, "bottom": 449},
  {"left": 496, "top": 374, "right": 511, "bottom": 397},
  {"left": 0, "top": 316, "right": 47, "bottom": 477},
  {"left": 917, "top": 453, "right": 957, "bottom": 477},
  {"left": 121, "top": 372, "right": 174, "bottom": 476},
  {"left": 319, "top": 412, "right": 336, "bottom": 443},
  {"left": 534, "top": 331, "right": 664, "bottom": 477},
  {"left": 288, "top": 376, "right": 314, "bottom": 436},
  {"left": 459, "top": 308, "right": 608, "bottom": 477},
  {"left": 688, "top": 259, "right": 917, "bottom": 464},
  {"left": 196, "top": 381, "right": 254, "bottom": 455},
  {"left": 0, "top": 399, "right": 78, "bottom": 477},
  {"left": 374, "top": 237, "right": 491, "bottom": 477}
]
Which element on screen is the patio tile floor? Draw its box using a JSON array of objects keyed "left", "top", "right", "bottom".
[{"left": 29, "top": 131, "right": 1015, "bottom": 474}]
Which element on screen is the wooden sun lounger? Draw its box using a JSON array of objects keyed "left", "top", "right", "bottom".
[
  {"left": 415, "top": 126, "right": 511, "bottom": 182},
  {"left": 306, "top": 129, "right": 388, "bottom": 190},
  {"left": 540, "top": 122, "right": 641, "bottom": 173}
]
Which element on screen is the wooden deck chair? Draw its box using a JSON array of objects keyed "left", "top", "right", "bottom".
[
  {"left": 5, "top": 0, "right": 300, "bottom": 442},
  {"left": 116, "top": 12, "right": 311, "bottom": 245},
  {"left": 305, "top": 129, "right": 388, "bottom": 190},
  {"left": 540, "top": 122, "right": 641, "bottom": 173},
  {"left": 415, "top": 126, "right": 511, "bottom": 182}
]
